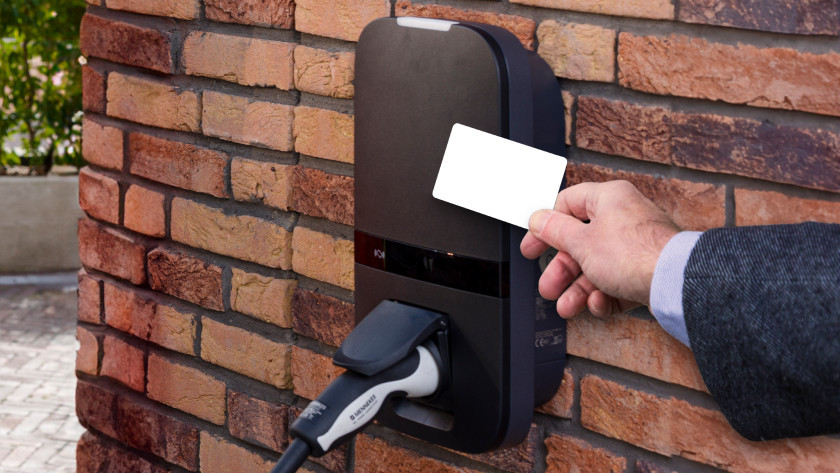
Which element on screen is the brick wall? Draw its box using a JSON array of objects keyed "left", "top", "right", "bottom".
[{"left": 75, "top": 1, "right": 840, "bottom": 472}]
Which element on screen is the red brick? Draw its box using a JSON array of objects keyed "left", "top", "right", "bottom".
[
  {"left": 101, "top": 335, "right": 145, "bottom": 392},
  {"left": 183, "top": 32, "right": 294, "bottom": 89},
  {"left": 228, "top": 391, "right": 289, "bottom": 452},
  {"left": 290, "top": 346, "right": 344, "bottom": 400},
  {"left": 576, "top": 96, "right": 671, "bottom": 164},
  {"left": 292, "top": 287, "right": 354, "bottom": 348},
  {"left": 147, "top": 354, "right": 226, "bottom": 424},
  {"left": 231, "top": 159, "right": 292, "bottom": 210},
  {"left": 147, "top": 248, "right": 224, "bottom": 311},
  {"left": 230, "top": 268, "right": 295, "bottom": 327},
  {"left": 537, "top": 21, "right": 616, "bottom": 82},
  {"left": 581, "top": 376, "right": 840, "bottom": 473},
  {"left": 77, "top": 431, "right": 169, "bottom": 473},
  {"left": 202, "top": 91, "right": 294, "bottom": 151},
  {"left": 618, "top": 33, "right": 840, "bottom": 117},
  {"left": 295, "top": 0, "right": 390, "bottom": 42},
  {"left": 679, "top": 0, "right": 840, "bottom": 35},
  {"left": 291, "top": 227, "right": 354, "bottom": 290},
  {"left": 545, "top": 434, "right": 626, "bottom": 473},
  {"left": 396, "top": 1, "right": 537, "bottom": 49},
  {"left": 76, "top": 381, "right": 118, "bottom": 440},
  {"left": 201, "top": 317, "right": 292, "bottom": 388},
  {"left": 78, "top": 167, "right": 119, "bottom": 224},
  {"left": 104, "top": 282, "right": 154, "bottom": 334},
  {"left": 107, "top": 73, "right": 200, "bottom": 132},
  {"left": 148, "top": 304, "right": 198, "bottom": 355},
  {"left": 199, "top": 432, "right": 274, "bottom": 473},
  {"left": 78, "top": 218, "right": 147, "bottom": 285},
  {"left": 735, "top": 188, "right": 840, "bottom": 226},
  {"left": 636, "top": 459, "right": 675, "bottom": 473},
  {"left": 108, "top": 0, "right": 200, "bottom": 20},
  {"left": 293, "top": 106, "right": 354, "bottom": 164},
  {"left": 124, "top": 185, "right": 166, "bottom": 238},
  {"left": 82, "top": 118, "right": 123, "bottom": 171},
  {"left": 293, "top": 46, "right": 355, "bottom": 99},
  {"left": 206, "top": 0, "right": 294, "bottom": 29},
  {"left": 566, "top": 163, "right": 725, "bottom": 231},
  {"left": 78, "top": 269, "right": 102, "bottom": 324},
  {"left": 171, "top": 198, "right": 292, "bottom": 269},
  {"left": 76, "top": 326, "right": 100, "bottom": 376},
  {"left": 536, "top": 368, "right": 575, "bottom": 418},
  {"left": 355, "top": 435, "right": 481, "bottom": 473},
  {"left": 115, "top": 396, "right": 199, "bottom": 470},
  {"left": 82, "top": 65, "right": 106, "bottom": 114},
  {"left": 511, "top": 0, "right": 674, "bottom": 20},
  {"left": 80, "top": 15, "right": 173, "bottom": 73},
  {"left": 129, "top": 133, "right": 228, "bottom": 198},
  {"left": 291, "top": 166, "right": 354, "bottom": 226}
]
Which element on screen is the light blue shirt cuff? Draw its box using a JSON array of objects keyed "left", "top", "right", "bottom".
[{"left": 649, "top": 231, "right": 702, "bottom": 347}]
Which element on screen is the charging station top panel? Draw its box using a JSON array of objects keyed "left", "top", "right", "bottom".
[{"left": 355, "top": 19, "right": 508, "bottom": 262}]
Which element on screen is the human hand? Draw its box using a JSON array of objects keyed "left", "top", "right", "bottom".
[{"left": 521, "top": 181, "right": 680, "bottom": 318}]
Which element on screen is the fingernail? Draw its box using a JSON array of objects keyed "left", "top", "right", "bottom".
[{"left": 529, "top": 210, "right": 550, "bottom": 235}]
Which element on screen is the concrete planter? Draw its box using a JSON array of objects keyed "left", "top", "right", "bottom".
[{"left": 0, "top": 175, "right": 82, "bottom": 273}]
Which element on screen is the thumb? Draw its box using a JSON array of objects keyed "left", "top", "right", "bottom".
[{"left": 528, "top": 209, "right": 588, "bottom": 258}]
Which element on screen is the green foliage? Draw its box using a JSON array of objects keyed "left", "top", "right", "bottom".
[{"left": 0, "top": 0, "right": 86, "bottom": 174}]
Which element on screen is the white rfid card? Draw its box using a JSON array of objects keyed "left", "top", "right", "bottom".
[{"left": 433, "top": 124, "right": 567, "bottom": 229}]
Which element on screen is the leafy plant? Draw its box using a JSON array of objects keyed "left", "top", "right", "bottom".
[{"left": 0, "top": 0, "right": 86, "bottom": 175}]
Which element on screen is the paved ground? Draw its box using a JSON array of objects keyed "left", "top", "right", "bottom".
[{"left": 0, "top": 281, "right": 83, "bottom": 472}]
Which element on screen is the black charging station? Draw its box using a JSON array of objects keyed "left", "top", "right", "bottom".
[{"left": 273, "top": 17, "right": 567, "bottom": 471}]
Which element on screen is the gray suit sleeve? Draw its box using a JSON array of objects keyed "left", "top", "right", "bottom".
[{"left": 683, "top": 222, "right": 840, "bottom": 441}]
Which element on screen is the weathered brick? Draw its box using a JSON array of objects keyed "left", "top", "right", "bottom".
[
  {"left": 78, "top": 218, "right": 147, "bottom": 285},
  {"left": 101, "top": 335, "right": 145, "bottom": 392},
  {"left": 355, "top": 435, "right": 481, "bottom": 473},
  {"left": 78, "top": 167, "right": 119, "bottom": 225},
  {"left": 147, "top": 247, "right": 224, "bottom": 311},
  {"left": 636, "top": 459, "right": 674, "bottom": 473},
  {"left": 124, "top": 185, "right": 166, "bottom": 238},
  {"left": 107, "top": 73, "right": 200, "bottom": 132},
  {"left": 147, "top": 354, "right": 226, "bottom": 425},
  {"left": 82, "top": 118, "right": 123, "bottom": 171},
  {"left": 566, "top": 163, "right": 725, "bottom": 231},
  {"left": 104, "top": 282, "right": 155, "bottom": 335},
  {"left": 77, "top": 431, "right": 169, "bottom": 473},
  {"left": 206, "top": 0, "right": 294, "bottom": 29},
  {"left": 76, "top": 326, "right": 100, "bottom": 376},
  {"left": 735, "top": 188, "right": 840, "bottom": 226},
  {"left": 82, "top": 65, "right": 106, "bottom": 113},
  {"left": 201, "top": 317, "right": 291, "bottom": 388},
  {"left": 228, "top": 391, "right": 289, "bottom": 452},
  {"left": 562, "top": 91, "right": 574, "bottom": 145},
  {"left": 78, "top": 269, "right": 102, "bottom": 324},
  {"left": 671, "top": 112, "right": 840, "bottom": 192},
  {"left": 576, "top": 96, "right": 671, "bottom": 164},
  {"left": 183, "top": 32, "right": 294, "bottom": 89},
  {"left": 545, "top": 434, "right": 626, "bottom": 473},
  {"left": 129, "top": 133, "right": 228, "bottom": 198},
  {"left": 171, "top": 198, "right": 292, "bottom": 269},
  {"left": 115, "top": 396, "right": 199, "bottom": 470},
  {"left": 292, "top": 287, "right": 354, "bottom": 348},
  {"left": 679, "top": 0, "right": 840, "bottom": 35},
  {"left": 537, "top": 21, "right": 616, "bottom": 82},
  {"left": 199, "top": 432, "right": 274, "bottom": 473},
  {"left": 290, "top": 346, "right": 344, "bottom": 400},
  {"left": 291, "top": 227, "right": 354, "bottom": 290},
  {"left": 295, "top": 0, "right": 390, "bottom": 42},
  {"left": 108, "top": 0, "right": 200, "bottom": 20},
  {"left": 293, "top": 46, "right": 355, "bottom": 99},
  {"left": 536, "top": 368, "right": 575, "bottom": 418},
  {"left": 511, "top": 0, "right": 674, "bottom": 20},
  {"left": 202, "top": 91, "right": 294, "bottom": 151},
  {"left": 150, "top": 304, "right": 198, "bottom": 355},
  {"left": 231, "top": 158, "right": 292, "bottom": 210},
  {"left": 568, "top": 313, "right": 706, "bottom": 391},
  {"left": 458, "top": 427, "right": 538, "bottom": 473},
  {"left": 80, "top": 14, "right": 173, "bottom": 73},
  {"left": 230, "top": 268, "right": 295, "bottom": 327},
  {"left": 291, "top": 167, "right": 354, "bottom": 226},
  {"left": 76, "top": 381, "right": 118, "bottom": 439},
  {"left": 581, "top": 376, "right": 840, "bottom": 473},
  {"left": 293, "top": 106, "right": 354, "bottom": 164},
  {"left": 618, "top": 33, "right": 840, "bottom": 117},
  {"left": 396, "top": 1, "right": 537, "bottom": 49}
]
